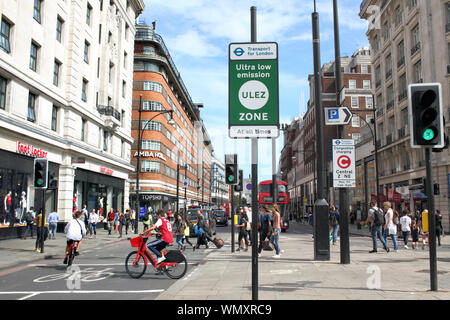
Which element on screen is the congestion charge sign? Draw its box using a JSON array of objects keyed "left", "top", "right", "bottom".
[
  {"left": 229, "top": 42, "right": 279, "bottom": 139},
  {"left": 332, "top": 139, "right": 356, "bottom": 188}
]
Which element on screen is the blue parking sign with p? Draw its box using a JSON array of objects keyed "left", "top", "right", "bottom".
[{"left": 328, "top": 108, "right": 339, "bottom": 120}]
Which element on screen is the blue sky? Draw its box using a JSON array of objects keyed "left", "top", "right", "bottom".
[{"left": 141, "top": 0, "right": 369, "bottom": 181}]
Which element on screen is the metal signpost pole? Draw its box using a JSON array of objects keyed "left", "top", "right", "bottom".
[
  {"left": 425, "top": 147, "right": 438, "bottom": 291},
  {"left": 250, "top": 5, "right": 259, "bottom": 301},
  {"left": 333, "top": 0, "right": 350, "bottom": 264},
  {"left": 312, "top": 2, "right": 330, "bottom": 261}
]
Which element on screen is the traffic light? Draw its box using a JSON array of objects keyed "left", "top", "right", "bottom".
[
  {"left": 409, "top": 83, "right": 444, "bottom": 148},
  {"left": 234, "top": 170, "right": 243, "bottom": 192},
  {"left": 225, "top": 154, "right": 238, "bottom": 185},
  {"left": 34, "top": 158, "right": 48, "bottom": 188}
]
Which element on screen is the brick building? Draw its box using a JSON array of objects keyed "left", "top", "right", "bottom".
[{"left": 131, "top": 24, "right": 213, "bottom": 213}]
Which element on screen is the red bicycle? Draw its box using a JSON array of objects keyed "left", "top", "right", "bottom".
[
  {"left": 66, "top": 240, "right": 80, "bottom": 268},
  {"left": 125, "top": 235, "right": 188, "bottom": 279}
]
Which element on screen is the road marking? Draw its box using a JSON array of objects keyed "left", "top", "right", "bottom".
[{"left": 0, "top": 289, "right": 165, "bottom": 300}]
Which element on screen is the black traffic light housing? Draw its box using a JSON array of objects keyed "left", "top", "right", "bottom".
[
  {"left": 234, "top": 170, "right": 243, "bottom": 192},
  {"left": 225, "top": 154, "right": 238, "bottom": 185},
  {"left": 34, "top": 158, "right": 48, "bottom": 189},
  {"left": 409, "top": 83, "right": 444, "bottom": 148}
]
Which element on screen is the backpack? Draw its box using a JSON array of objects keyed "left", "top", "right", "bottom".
[
  {"left": 372, "top": 208, "right": 384, "bottom": 226},
  {"left": 329, "top": 212, "right": 338, "bottom": 226},
  {"left": 25, "top": 212, "right": 34, "bottom": 224},
  {"left": 393, "top": 212, "right": 399, "bottom": 225}
]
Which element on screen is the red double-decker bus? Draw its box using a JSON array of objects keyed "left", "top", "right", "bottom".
[{"left": 258, "top": 180, "right": 289, "bottom": 232}]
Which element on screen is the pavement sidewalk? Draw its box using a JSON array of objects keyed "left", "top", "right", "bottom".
[
  {"left": 157, "top": 221, "right": 450, "bottom": 300},
  {"left": 0, "top": 224, "right": 135, "bottom": 271}
]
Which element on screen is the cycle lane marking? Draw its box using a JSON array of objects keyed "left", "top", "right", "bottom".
[{"left": 0, "top": 289, "right": 165, "bottom": 300}]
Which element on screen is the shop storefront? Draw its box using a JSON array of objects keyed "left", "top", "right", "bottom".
[
  {"left": 73, "top": 169, "right": 124, "bottom": 218},
  {"left": 130, "top": 193, "right": 177, "bottom": 217}
]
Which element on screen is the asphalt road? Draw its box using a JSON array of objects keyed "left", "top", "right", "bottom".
[{"left": 0, "top": 223, "right": 232, "bottom": 300}]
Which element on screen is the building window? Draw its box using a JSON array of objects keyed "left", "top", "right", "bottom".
[
  {"left": 411, "top": 24, "right": 420, "bottom": 54},
  {"left": 82, "top": 78, "right": 88, "bottom": 102},
  {"left": 361, "top": 64, "right": 368, "bottom": 74},
  {"left": 81, "top": 119, "right": 86, "bottom": 141},
  {"left": 53, "top": 60, "right": 61, "bottom": 86},
  {"left": 349, "top": 79, "right": 356, "bottom": 89},
  {"left": 122, "top": 80, "right": 126, "bottom": 98},
  {"left": 103, "top": 130, "right": 108, "bottom": 151},
  {"left": 366, "top": 114, "right": 374, "bottom": 125},
  {"left": 352, "top": 115, "right": 360, "bottom": 128},
  {"left": 29, "top": 42, "right": 39, "bottom": 71},
  {"left": 27, "top": 93, "right": 36, "bottom": 122},
  {"left": 351, "top": 96, "right": 359, "bottom": 108},
  {"left": 397, "top": 40, "right": 405, "bottom": 67},
  {"left": 123, "top": 51, "right": 127, "bottom": 69},
  {"left": 51, "top": 105, "right": 58, "bottom": 131},
  {"left": 141, "top": 160, "right": 160, "bottom": 173},
  {"left": 395, "top": 6, "right": 402, "bottom": 26},
  {"left": 109, "top": 62, "right": 114, "bottom": 83},
  {"left": 143, "top": 100, "right": 163, "bottom": 111},
  {"left": 33, "top": 0, "right": 42, "bottom": 24},
  {"left": 56, "top": 16, "right": 63, "bottom": 42},
  {"left": 414, "top": 60, "right": 422, "bottom": 83},
  {"left": 0, "top": 19, "right": 11, "bottom": 53},
  {"left": 86, "top": 3, "right": 92, "bottom": 26},
  {"left": 142, "top": 120, "right": 162, "bottom": 131},
  {"left": 143, "top": 46, "right": 155, "bottom": 55},
  {"left": 142, "top": 140, "right": 161, "bottom": 151},
  {"left": 363, "top": 80, "right": 371, "bottom": 89},
  {"left": 365, "top": 96, "right": 373, "bottom": 109},
  {"left": 84, "top": 41, "right": 90, "bottom": 64},
  {"left": 143, "top": 62, "right": 159, "bottom": 72},
  {"left": 143, "top": 81, "right": 162, "bottom": 92},
  {"left": 0, "top": 76, "right": 7, "bottom": 110}
]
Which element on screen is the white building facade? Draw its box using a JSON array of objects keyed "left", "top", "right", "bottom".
[{"left": 0, "top": 0, "right": 145, "bottom": 229}]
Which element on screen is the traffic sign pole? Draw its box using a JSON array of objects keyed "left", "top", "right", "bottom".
[{"left": 250, "top": 6, "right": 259, "bottom": 302}]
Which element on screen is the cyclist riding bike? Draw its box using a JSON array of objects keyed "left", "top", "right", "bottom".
[
  {"left": 140, "top": 209, "right": 173, "bottom": 264},
  {"left": 64, "top": 210, "right": 86, "bottom": 264}
]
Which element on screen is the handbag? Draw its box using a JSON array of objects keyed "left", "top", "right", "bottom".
[
  {"left": 262, "top": 239, "right": 273, "bottom": 251},
  {"left": 388, "top": 225, "right": 397, "bottom": 235}
]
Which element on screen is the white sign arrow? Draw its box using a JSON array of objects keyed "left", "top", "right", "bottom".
[{"left": 324, "top": 107, "right": 352, "bottom": 125}]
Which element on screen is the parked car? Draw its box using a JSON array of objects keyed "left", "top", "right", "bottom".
[{"left": 215, "top": 210, "right": 228, "bottom": 226}]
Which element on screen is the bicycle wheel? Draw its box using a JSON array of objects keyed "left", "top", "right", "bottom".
[
  {"left": 125, "top": 251, "right": 147, "bottom": 279},
  {"left": 164, "top": 255, "right": 188, "bottom": 279}
]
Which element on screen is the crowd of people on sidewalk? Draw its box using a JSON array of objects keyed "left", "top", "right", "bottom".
[
  {"left": 358, "top": 201, "right": 444, "bottom": 253},
  {"left": 232, "top": 204, "right": 283, "bottom": 259}
]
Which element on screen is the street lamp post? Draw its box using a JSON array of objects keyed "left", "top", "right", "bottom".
[{"left": 134, "top": 96, "right": 175, "bottom": 234}]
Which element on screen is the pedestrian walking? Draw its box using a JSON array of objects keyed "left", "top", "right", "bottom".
[
  {"left": 47, "top": 211, "right": 59, "bottom": 240},
  {"left": 183, "top": 218, "right": 194, "bottom": 249},
  {"left": 244, "top": 206, "right": 252, "bottom": 245},
  {"left": 419, "top": 209, "right": 429, "bottom": 250},
  {"left": 107, "top": 208, "right": 115, "bottom": 235},
  {"left": 89, "top": 209, "right": 99, "bottom": 238},
  {"left": 33, "top": 209, "right": 45, "bottom": 253},
  {"left": 174, "top": 214, "right": 185, "bottom": 251},
  {"left": 123, "top": 209, "right": 131, "bottom": 235},
  {"left": 130, "top": 209, "right": 135, "bottom": 232},
  {"left": 360, "top": 201, "right": 389, "bottom": 253},
  {"left": 411, "top": 219, "right": 420, "bottom": 249},
  {"left": 236, "top": 209, "right": 249, "bottom": 252},
  {"left": 383, "top": 202, "right": 399, "bottom": 252},
  {"left": 114, "top": 209, "right": 120, "bottom": 233},
  {"left": 143, "top": 209, "right": 152, "bottom": 232},
  {"left": 23, "top": 207, "right": 36, "bottom": 240},
  {"left": 399, "top": 211, "right": 412, "bottom": 249},
  {"left": 80, "top": 207, "right": 89, "bottom": 232},
  {"left": 270, "top": 205, "right": 282, "bottom": 258},
  {"left": 118, "top": 211, "right": 125, "bottom": 238},
  {"left": 435, "top": 209, "right": 443, "bottom": 246},
  {"left": 257, "top": 205, "right": 272, "bottom": 257},
  {"left": 329, "top": 205, "right": 340, "bottom": 245}
]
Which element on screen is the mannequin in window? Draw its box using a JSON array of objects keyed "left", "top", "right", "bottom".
[
  {"left": 3, "top": 191, "right": 12, "bottom": 225},
  {"left": 73, "top": 194, "right": 78, "bottom": 216},
  {"left": 19, "top": 191, "right": 27, "bottom": 224}
]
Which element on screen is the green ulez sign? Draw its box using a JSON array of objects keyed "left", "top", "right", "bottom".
[{"left": 229, "top": 42, "right": 279, "bottom": 139}]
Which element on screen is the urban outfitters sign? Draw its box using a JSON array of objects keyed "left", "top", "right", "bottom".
[{"left": 228, "top": 42, "right": 279, "bottom": 138}]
